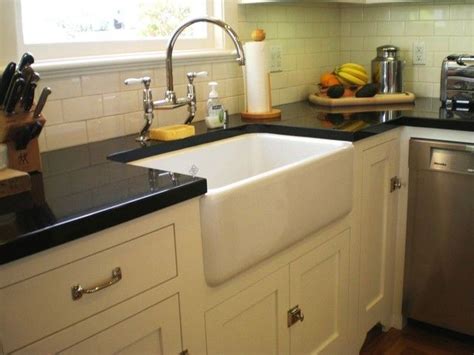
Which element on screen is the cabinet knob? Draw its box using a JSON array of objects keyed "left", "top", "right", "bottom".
[{"left": 288, "top": 305, "right": 304, "bottom": 327}]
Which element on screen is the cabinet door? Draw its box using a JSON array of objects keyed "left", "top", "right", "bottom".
[
  {"left": 359, "top": 139, "right": 399, "bottom": 333},
  {"left": 205, "top": 268, "right": 290, "bottom": 355},
  {"left": 289, "top": 230, "right": 350, "bottom": 355},
  {"left": 15, "top": 295, "right": 182, "bottom": 355}
]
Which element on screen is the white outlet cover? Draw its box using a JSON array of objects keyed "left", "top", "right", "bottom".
[{"left": 413, "top": 42, "right": 426, "bottom": 65}]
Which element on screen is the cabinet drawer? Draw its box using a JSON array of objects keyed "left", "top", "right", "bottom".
[
  {"left": 1, "top": 225, "right": 177, "bottom": 353},
  {"left": 14, "top": 294, "right": 182, "bottom": 355}
]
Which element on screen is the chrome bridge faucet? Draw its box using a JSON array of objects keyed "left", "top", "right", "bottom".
[{"left": 125, "top": 17, "right": 246, "bottom": 142}]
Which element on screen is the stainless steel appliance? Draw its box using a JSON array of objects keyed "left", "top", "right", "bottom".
[
  {"left": 440, "top": 54, "right": 474, "bottom": 109},
  {"left": 371, "top": 45, "right": 404, "bottom": 93},
  {"left": 404, "top": 138, "right": 474, "bottom": 336}
]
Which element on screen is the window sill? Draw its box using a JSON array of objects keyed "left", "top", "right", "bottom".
[{"left": 33, "top": 49, "right": 238, "bottom": 78}]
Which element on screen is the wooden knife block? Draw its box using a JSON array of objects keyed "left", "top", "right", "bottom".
[{"left": 0, "top": 108, "right": 46, "bottom": 173}]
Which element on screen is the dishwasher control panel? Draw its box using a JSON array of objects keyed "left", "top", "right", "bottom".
[
  {"left": 430, "top": 147, "right": 474, "bottom": 174},
  {"left": 409, "top": 138, "right": 474, "bottom": 176}
]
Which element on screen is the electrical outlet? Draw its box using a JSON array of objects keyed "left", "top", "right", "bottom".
[
  {"left": 270, "top": 45, "right": 282, "bottom": 72},
  {"left": 413, "top": 42, "right": 426, "bottom": 65}
]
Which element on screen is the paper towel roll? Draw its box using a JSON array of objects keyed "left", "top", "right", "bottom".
[{"left": 244, "top": 42, "right": 271, "bottom": 113}]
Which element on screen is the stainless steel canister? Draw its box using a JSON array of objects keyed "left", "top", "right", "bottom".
[{"left": 371, "top": 45, "right": 404, "bottom": 93}]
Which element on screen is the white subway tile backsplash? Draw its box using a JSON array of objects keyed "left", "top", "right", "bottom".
[
  {"left": 38, "top": 1, "right": 474, "bottom": 152},
  {"left": 63, "top": 95, "right": 103, "bottom": 122},
  {"left": 212, "top": 62, "right": 241, "bottom": 80},
  {"left": 245, "top": 5, "right": 267, "bottom": 23},
  {"left": 282, "top": 54, "right": 297, "bottom": 71},
  {"left": 267, "top": 6, "right": 286, "bottom": 23},
  {"left": 350, "top": 22, "right": 377, "bottom": 37},
  {"left": 363, "top": 37, "right": 391, "bottom": 51},
  {"left": 103, "top": 91, "right": 140, "bottom": 116},
  {"left": 277, "top": 23, "right": 296, "bottom": 39},
  {"left": 82, "top": 73, "right": 120, "bottom": 95},
  {"left": 405, "top": 21, "right": 434, "bottom": 36},
  {"left": 419, "top": 5, "right": 450, "bottom": 21},
  {"left": 341, "top": 7, "right": 363, "bottom": 23},
  {"left": 341, "top": 37, "right": 364, "bottom": 51},
  {"left": 279, "top": 86, "right": 298, "bottom": 105},
  {"left": 296, "top": 23, "right": 313, "bottom": 39},
  {"left": 423, "top": 36, "right": 450, "bottom": 51},
  {"left": 45, "top": 122, "right": 88, "bottom": 150},
  {"left": 42, "top": 100, "right": 63, "bottom": 126},
  {"left": 450, "top": 4, "right": 474, "bottom": 20},
  {"left": 225, "top": 78, "right": 244, "bottom": 96},
  {"left": 41, "top": 77, "right": 82, "bottom": 100},
  {"left": 434, "top": 21, "right": 463, "bottom": 36},
  {"left": 270, "top": 72, "right": 288, "bottom": 89},
  {"left": 124, "top": 112, "right": 145, "bottom": 135},
  {"left": 390, "top": 6, "right": 419, "bottom": 21},
  {"left": 363, "top": 7, "right": 390, "bottom": 22},
  {"left": 286, "top": 6, "right": 306, "bottom": 23},
  {"left": 377, "top": 22, "right": 405, "bottom": 36},
  {"left": 86, "top": 115, "right": 125, "bottom": 142},
  {"left": 257, "top": 23, "right": 278, "bottom": 39},
  {"left": 449, "top": 36, "right": 473, "bottom": 52}
]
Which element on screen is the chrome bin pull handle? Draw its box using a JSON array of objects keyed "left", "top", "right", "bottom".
[{"left": 71, "top": 267, "right": 122, "bottom": 301}]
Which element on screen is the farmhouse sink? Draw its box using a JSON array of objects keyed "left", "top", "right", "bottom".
[{"left": 131, "top": 133, "right": 354, "bottom": 285}]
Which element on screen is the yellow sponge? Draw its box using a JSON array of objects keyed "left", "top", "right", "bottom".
[{"left": 149, "top": 125, "right": 195, "bottom": 141}]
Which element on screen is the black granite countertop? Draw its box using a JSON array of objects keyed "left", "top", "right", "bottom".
[{"left": 1, "top": 97, "right": 473, "bottom": 264}]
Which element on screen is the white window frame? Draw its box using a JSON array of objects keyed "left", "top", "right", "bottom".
[{"left": 1, "top": 0, "right": 237, "bottom": 75}]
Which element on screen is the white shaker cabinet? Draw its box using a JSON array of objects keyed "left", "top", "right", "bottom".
[
  {"left": 205, "top": 267, "right": 291, "bottom": 355},
  {"left": 13, "top": 294, "right": 182, "bottom": 355},
  {"left": 358, "top": 137, "right": 400, "bottom": 336},
  {"left": 205, "top": 229, "right": 351, "bottom": 355},
  {"left": 0, "top": 199, "right": 203, "bottom": 355},
  {"left": 289, "top": 230, "right": 350, "bottom": 355}
]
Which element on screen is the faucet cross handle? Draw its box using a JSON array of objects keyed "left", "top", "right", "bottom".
[
  {"left": 124, "top": 76, "right": 151, "bottom": 89},
  {"left": 186, "top": 71, "right": 208, "bottom": 84}
]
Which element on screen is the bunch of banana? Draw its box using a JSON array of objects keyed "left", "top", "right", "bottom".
[{"left": 334, "top": 63, "right": 368, "bottom": 86}]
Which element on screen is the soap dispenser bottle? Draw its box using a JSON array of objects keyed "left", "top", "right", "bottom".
[{"left": 206, "top": 82, "right": 225, "bottom": 129}]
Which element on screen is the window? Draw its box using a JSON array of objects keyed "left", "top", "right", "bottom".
[{"left": 16, "top": 0, "right": 221, "bottom": 62}]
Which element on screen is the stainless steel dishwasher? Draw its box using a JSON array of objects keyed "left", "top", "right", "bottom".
[{"left": 404, "top": 138, "right": 474, "bottom": 336}]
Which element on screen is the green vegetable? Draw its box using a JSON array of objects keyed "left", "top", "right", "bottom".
[
  {"left": 327, "top": 85, "right": 345, "bottom": 99},
  {"left": 355, "top": 83, "right": 378, "bottom": 98}
]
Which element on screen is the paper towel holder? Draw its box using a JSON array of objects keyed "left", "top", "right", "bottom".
[
  {"left": 241, "top": 109, "right": 281, "bottom": 120},
  {"left": 241, "top": 29, "right": 281, "bottom": 121},
  {"left": 241, "top": 73, "right": 281, "bottom": 121}
]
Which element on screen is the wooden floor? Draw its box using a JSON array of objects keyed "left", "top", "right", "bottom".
[{"left": 360, "top": 321, "right": 474, "bottom": 355}]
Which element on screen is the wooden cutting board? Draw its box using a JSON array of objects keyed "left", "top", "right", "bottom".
[{"left": 309, "top": 92, "right": 415, "bottom": 107}]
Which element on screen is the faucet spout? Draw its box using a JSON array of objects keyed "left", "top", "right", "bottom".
[{"left": 165, "top": 17, "right": 245, "bottom": 95}]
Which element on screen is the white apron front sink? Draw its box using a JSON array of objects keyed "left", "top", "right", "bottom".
[{"left": 131, "top": 133, "right": 354, "bottom": 285}]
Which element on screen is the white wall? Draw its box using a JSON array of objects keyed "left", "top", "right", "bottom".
[
  {"left": 340, "top": 1, "right": 474, "bottom": 98},
  {"left": 35, "top": 2, "right": 341, "bottom": 152},
  {"left": 2, "top": 1, "right": 473, "bottom": 152},
  {"left": 0, "top": 0, "right": 18, "bottom": 65}
]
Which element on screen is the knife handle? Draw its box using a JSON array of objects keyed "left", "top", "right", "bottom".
[
  {"left": 22, "top": 82, "right": 37, "bottom": 112},
  {"left": 0, "top": 62, "right": 17, "bottom": 106},
  {"left": 3, "top": 72, "right": 23, "bottom": 108},
  {"left": 4, "top": 78, "right": 26, "bottom": 115},
  {"left": 18, "top": 52, "right": 35, "bottom": 72},
  {"left": 33, "top": 87, "right": 52, "bottom": 118}
]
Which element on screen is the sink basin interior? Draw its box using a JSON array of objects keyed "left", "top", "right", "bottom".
[{"left": 131, "top": 133, "right": 350, "bottom": 190}]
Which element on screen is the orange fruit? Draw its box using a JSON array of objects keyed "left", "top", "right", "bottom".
[{"left": 320, "top": 72, "right": 340, "bottom": 87}]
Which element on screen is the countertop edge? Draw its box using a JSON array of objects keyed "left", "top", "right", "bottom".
[{"left": 0, "top": 179, "right": 207, "bottom": 265}]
